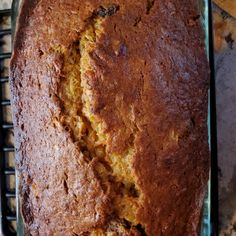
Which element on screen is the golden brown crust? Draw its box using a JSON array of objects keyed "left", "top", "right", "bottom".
[{"left": 10, "top": 0, "right": 209, "bottom": 235}]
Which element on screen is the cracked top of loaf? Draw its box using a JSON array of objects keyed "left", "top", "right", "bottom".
[{"left": 10, "top": 0, "right": 209, "bottom": 235}]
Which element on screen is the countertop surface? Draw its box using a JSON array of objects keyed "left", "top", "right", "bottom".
[
  {"left": 216, "top": 47, "right": 236, "bottom": 236},
  {"left": 214, "top": 5, "right": 236, "bottom": 235}
]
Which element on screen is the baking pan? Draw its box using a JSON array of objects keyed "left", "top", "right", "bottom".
[{"left": 10, "top": 0, "right": 213, "bottom": 235}]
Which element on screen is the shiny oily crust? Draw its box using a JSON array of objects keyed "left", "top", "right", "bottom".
[{"left": 10, "top": 0, "right": 209, "bottom": 235}]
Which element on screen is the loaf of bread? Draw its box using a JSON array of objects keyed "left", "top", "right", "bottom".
[{"left": 10, "top": 0, "right": 209, "bottom": 235}]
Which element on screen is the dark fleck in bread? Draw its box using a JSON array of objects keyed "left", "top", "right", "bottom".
[{"left": 10, "top": 0, "right": 209, "bottom": 235}]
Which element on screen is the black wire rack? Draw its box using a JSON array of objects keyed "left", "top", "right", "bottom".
[{"left": 0, "top": 7, "right": 17, "bottom": 236}]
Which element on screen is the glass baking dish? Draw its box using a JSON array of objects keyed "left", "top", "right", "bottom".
[{"left": 11, "top": 0, "right": 212, "bottom": 235}]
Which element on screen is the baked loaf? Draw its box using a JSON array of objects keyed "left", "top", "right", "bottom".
[{"left": 10, "top": 0, "right": 209, "bottom": 235}]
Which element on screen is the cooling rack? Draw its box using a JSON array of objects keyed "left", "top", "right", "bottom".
[{"left": 0, "top": 6, "right": 17, "bottom": 236}]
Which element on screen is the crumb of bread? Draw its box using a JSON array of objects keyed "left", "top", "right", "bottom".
[{"left": 213, "top": 11, "right": 236, "bottom": 51}]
